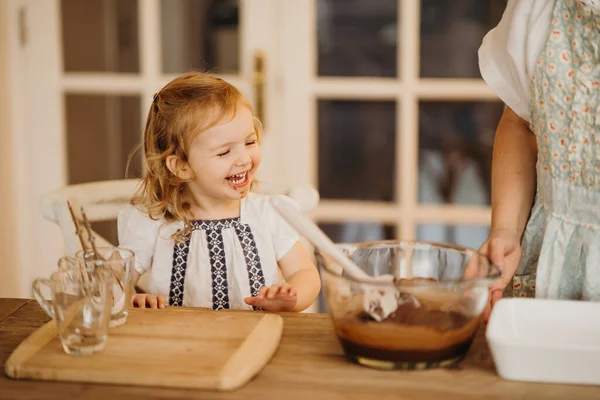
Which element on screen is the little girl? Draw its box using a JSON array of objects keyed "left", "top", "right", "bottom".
[
  {"left": 478, "top": 0, "right": 600, "bottom": 319},
  {"left": 118, "top": 72, "right": 321, "bottom": 312}
]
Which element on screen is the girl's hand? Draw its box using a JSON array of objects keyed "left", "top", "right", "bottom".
[
  {"left": 479, "top": 228, "right": 522, "bottom": 322},
  {"left": 131, "top": 293, "right": 167, "bottom": 309},
  {"left": 244, "top": 282, "right": 298, "bottom": 312}
]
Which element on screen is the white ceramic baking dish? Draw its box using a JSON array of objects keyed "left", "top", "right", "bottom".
[{"left": 486, "top": 298, "right": 600, "bottom": 385}]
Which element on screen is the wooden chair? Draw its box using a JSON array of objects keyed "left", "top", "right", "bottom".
[{"left": 40, "top": 179, "right": 320, "bottom": 294}]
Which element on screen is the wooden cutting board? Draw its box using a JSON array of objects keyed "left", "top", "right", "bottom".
[{"left": 4, "top": 307, "right": 283, "bottom": 391}]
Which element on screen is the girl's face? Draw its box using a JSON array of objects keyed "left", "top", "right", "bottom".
[{"left": 184, "top": 105, "right": 261, "bottom": 206}]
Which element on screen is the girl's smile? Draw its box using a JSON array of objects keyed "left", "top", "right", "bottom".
[{"left": 226, "top": 170, "right": 251, "bottom": 189}]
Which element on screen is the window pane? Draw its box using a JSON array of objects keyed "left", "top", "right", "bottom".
[
  {"left": 420, "top": 0, "right": 506, "bottom": 78},
  {"left": 417, "top": 224, "right": 490, "bottom": 251},
  {"left": 318, "top": 100, "right": 396, "bottom": 202},
  {"left": 65, "top": 94, "right": 142, "bottom": 244},
  {"left": 418, "top": 101, "right": 504, "bottom": 206},
  {"left": 161, "top": 0, "right": 239, "bottom": 74},
  {"left": 320, "top": 223, "right": 396, "bottom": 244},
  {"left": 61, "top": 0, "right": 139, "bottom": 73},
  {"left": 317, "top": 0, "right": 397, "bottom": 77}
]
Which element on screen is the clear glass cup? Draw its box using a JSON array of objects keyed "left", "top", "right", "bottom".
[
  {"left": 316, "top": 240, "right": 502, "bottom": 370},
  {"left": 74, "top": 247, "right": 135, "bottom": 327},
  {"left": 32, "top": 265, "right": 114, "bottom": 355}
]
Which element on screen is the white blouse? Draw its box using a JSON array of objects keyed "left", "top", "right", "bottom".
[
  {"left": 478, "top": 0, "right": 554, "bottom": 122},
  {"left": 479, "top": 0, "right": 600, "bottom": 122},
  {"left": 117, "top": 193, "right": 299, "bottom": 310}
]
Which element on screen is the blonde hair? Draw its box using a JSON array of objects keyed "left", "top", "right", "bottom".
[{"left": 131, "top": 72, "right": 261, "bottom": 240}]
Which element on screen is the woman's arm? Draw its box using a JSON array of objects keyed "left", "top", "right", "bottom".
[
  {"left": 479, "top": 105, "right": 538, "bottom": 321},
  {"left": 490, "top": 106, "right": 538, "bottom": 237}
]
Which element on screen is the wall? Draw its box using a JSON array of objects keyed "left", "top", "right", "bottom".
[
  {"left": 1, "top": 0, "right": 65, "bottom": 298},
  {"left": 0, "top": 1, "right": 21, "bottom": 297}
]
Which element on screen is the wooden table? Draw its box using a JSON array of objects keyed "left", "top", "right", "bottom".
[{"left": 1, "top": 298, "right": 598, "bottom": 399}]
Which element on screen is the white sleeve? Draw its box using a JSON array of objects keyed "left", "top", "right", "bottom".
[
  {"left": 266, "top": 195, "right": 300, "bottom": 261},
  {"left": 478, "top": 0, "right": 554, "bottom": 122},
  {"left": 117, "top": 204, "right": 161, "bottom": 275}
]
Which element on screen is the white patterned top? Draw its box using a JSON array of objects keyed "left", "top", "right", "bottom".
[{"left": 117, "top": 193, "right": 299, "bottom": 310}]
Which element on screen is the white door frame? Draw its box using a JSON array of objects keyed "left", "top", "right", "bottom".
[
  {"left": 0, "top": 0, "right": 20, "bottom": 297},
  {"left": 5, "top": 0, "right": 65, "bottom": 297}
]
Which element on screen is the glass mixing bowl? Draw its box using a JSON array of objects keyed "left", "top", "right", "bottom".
[{"left": 317, "top": 240, "right": 501, "bottom": 370}]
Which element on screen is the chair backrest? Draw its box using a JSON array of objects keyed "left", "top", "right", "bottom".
[
  {"left": 40, "top": 179, "right": 139, "bottom": 256},
  {"left": 41, "top": 178, "right": 320, "bottom": 257}
]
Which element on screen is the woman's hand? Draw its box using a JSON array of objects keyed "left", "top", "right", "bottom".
[
  {"left": 131, "top": 293, "right": 167, "bottom": 309},
  {"left": 244, "top": 282, "right": 298, "bottom": 312},
  {"left": 479, "top": 228, "right": 522, "bottom": 322}
]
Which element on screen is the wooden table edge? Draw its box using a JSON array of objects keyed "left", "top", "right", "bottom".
[{"left": 0, "top": 299, "right": 33, "bottom": 325}]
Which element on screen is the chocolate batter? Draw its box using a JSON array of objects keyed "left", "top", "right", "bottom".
[{"left": 333, "top": 296, "right": 480, "bottom": 365}]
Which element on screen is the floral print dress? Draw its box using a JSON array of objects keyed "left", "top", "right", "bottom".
[{"left": 508, "top": 0, "right": 600, "bottom": 299}]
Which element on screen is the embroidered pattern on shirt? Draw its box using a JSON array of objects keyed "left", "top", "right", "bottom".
[
  {"left": 167, "top": 217, "right": 265, "bottom": 309},
  {"left": 235, "top": 224, "right": 266, "bottom": 310},
  {"left": 169, "top": 231, "right": 191, "bottom": 306}
]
